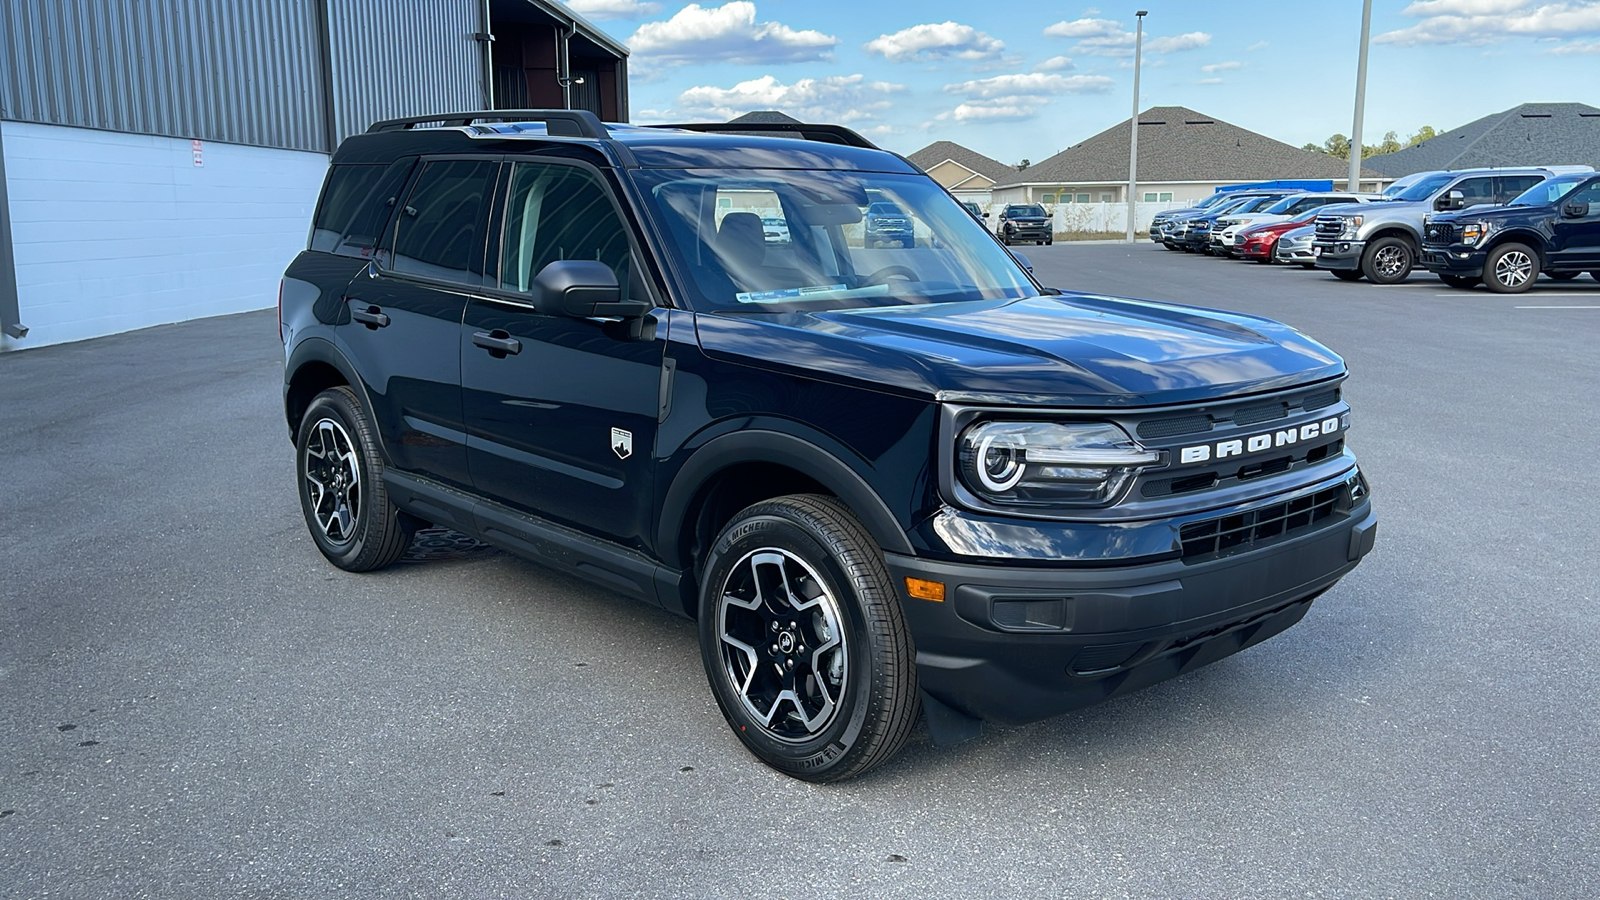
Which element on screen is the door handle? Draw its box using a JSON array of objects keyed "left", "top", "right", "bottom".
[
  {"left": 473, "top": 329, "right": 521, "bottom": 358},
  {"left": 349, "top": 304, "right": 390, "bottom": 329}
]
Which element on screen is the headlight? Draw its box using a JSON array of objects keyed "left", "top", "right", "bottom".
[
  {"left": 1341, "top": 215, "right": 1363, "bottom": 237},
  {"left": 1460, "top": 221, "right": 1494, "bottom": 247},
  {"left": 957, "top": 422, "right": 1160, "bottom": 507}
]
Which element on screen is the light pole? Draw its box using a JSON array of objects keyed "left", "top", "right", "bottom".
[
  {"left": 1348, "top": 0, "right": 1373, "bottom": 190},
  {"left": 1126, "top": 10, "right": 1147, "bottom": 242}
]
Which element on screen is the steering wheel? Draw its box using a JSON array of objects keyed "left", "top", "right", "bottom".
[{"left": 864, "top": 265, "right": 921, "bottom": 286}]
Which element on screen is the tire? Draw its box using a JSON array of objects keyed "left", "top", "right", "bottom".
[
  {"left": 1438, "top": 274, "right": 1480, "bottom": 289},
  {"left": 1360, "top": 236, "right": 1415, "bottom": 284},
  {"left": 698, "top": 494, "right": 918, "bottom": 782},
  {"left": 1045, "top": 238, "right": 1053, "bottom": 246},
  {"left": 1483, "top": 243, "right": 1539, "bottom": 294},
  {"left": 1331, "top": 269, "right": 1364, "bottom": 281},
  {"left": 295, "top": 386, "right": 416, "bottom": 572},
  {"left": 1547, "top": 271, "right": 1579, "bottom": 281}
]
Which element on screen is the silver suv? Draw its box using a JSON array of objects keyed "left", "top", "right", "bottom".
[{"left": 1310, "top": 167, "right": 1582, "bottom": 284}]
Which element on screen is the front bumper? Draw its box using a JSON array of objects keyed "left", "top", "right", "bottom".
[
  {"left": 1420, "top": 246, "right": 1487, "bottom": 277},
  {"left": 888, "top": 486, "right": 1377, "bottom": 726},
  {"left": 1004, "top": 223, "right": 1052, "bottom": 241},
  {"left": 1312, "top": 239, "right": 1364, "bottom": 271},
  {"left": 1277, "top": 240, "right": 1314, "bottom": 263}
]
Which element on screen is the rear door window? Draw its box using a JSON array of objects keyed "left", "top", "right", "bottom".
[
  {"left": 1452, "top": 177, "right": 1497, "bottom": 208},
  {"left": 391, "top": 159, "right": 499, "bottom": 284}
]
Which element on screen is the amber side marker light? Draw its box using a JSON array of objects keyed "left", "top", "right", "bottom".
[{"left": 905, "top": 577, "right": 946, "bottom": 602}]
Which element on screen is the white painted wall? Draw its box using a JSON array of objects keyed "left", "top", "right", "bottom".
[{"left": 1, "top": 121, "right": 328, "bottom": 351}]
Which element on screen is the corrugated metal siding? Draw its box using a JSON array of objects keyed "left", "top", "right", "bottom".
[
  {"left": 325, "top": 0, "right": 486, "bottom": 146},
  {"left": 0, "top": 0, "right": 327, "bottom": 152}
]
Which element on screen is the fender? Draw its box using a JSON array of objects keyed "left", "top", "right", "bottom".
[
  {"left": 658, "top": 429, "right": 916, "bottom": 560},
  {"left": 1485, "top": 228, "right": 1552, "bottom": 263},
  {"left": 283, "top": 337, "right": 389, "bottom": 461}
]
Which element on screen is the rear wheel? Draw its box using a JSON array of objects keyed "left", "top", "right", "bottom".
[
  {"left": 1483, "top": 243, "right": 1539, "bottom": 294},
  {"left": 1438, "top": 274, "right": 1480, "bottom": 289},
  {"left": 1361, "top": 236, "right": 1415, "bottom": 284},
  {"left": 1331, "top": 269, "right": 1364, "bottom": 282},
  {"left": 698, "top": 494, "right": 918, "bottom": 782},
  {"left": 295, "top": 387, "right": 416, "bottom": 572}
]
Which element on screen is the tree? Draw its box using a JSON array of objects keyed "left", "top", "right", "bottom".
[
  {"left": 1407, "top": 125, "right": 1438, "bottom": 146},
  {"left": 1322, "top": 134, "right": 1351, "bottom": 160}
]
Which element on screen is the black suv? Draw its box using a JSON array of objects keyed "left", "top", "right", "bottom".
[
  {"left": 863, "top": 200, "right": 915, "bottom": 247},
  {"left": 997, "top": 204, "right": 1052, "bottom": 245},
  {"left": 281, "top": 110, "right": 1377, "bottom": 782},
  {"left": 1421, "top": 172, "right": 1600, "bottom": 292}
]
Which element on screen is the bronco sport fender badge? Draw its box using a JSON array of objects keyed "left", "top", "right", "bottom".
[{"left": 611, "top": 427, "right": 633, "bottom": 460}]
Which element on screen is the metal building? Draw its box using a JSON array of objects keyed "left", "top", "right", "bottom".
[{"left": 0, "top": 0, "right": 629, "bottom": 349}]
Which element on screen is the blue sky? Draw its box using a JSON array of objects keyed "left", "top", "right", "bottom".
[{"left": 559, "top": 0, "right": 1600, "bottom": 164}]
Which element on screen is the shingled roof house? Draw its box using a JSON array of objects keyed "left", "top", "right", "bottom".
[
  {"left": 906, "top": 141, "right": 1017, "bottom": 208},
  {"left": 1362, "top": 102, "right": 1600, "bottom": 177},
  {"left": 989, "top": 106, "right": 1386, "bottom": 210}
]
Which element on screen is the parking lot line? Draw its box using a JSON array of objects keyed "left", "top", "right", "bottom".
[
  {"left": 1432, "top": 293, "right": 1600, "bottom": 298},
  {"left": 1515, "top": 305, "right": 1600, "bottom": 309}
]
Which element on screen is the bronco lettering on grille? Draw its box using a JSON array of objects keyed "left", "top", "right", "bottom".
[{"left": 1179, "top": 417, "right": 1343, "bottom": 465}]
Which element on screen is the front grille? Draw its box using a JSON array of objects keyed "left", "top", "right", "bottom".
[
  {"left": 1302, "top": 388, "right": 1338, "bottom": 411},
  {"left": 1137, "top": 414, "right": 1212, "bottom": 439},
  {"left": 1179, "top": 485, "right": 1344, "bottom": 561},
  {"left": 1423, "top": 222, "right": 1456, "bottom": 245},
  {"left": 1232, "top": 402, "right": 1288, "bottom": 427},
  {"left": 1314, "top": 216, "right": 1345, "bottom": 239}
]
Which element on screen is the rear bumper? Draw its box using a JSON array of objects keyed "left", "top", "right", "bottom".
[{"left": 887, "top": 498, "right": 1377, "bottom": 726}]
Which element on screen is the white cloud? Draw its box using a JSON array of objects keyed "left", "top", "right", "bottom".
[
  {"left": 1376, "top": 0, "right": 1600, "bottom": 47},
  {"left": 628, "top": 2, "right": 837, "bottom": 64},
  {"left": 559, "top": 0, "right": 661, "bottom": 18},
  {"left": 944, "top": 72, "right": 1115, "bottom": 98},
  {"left": 1197, "top": 77, "right": 1224, "bottom": 85},
  {"left": 1044, "top": 18, "right": 1213, "bottom": 57},
  {"left": 1147, "top": 32, "right": 1212, "bottom": 53},
  {"left": 937, "top": 72, "right": 1113, "bottom": 123},
  {"left": 1546, "top": 37, "right": 1600, "bottom": 51},
  {"left": 1246, "top": 40, "right": 1270, "bottom": 51},
  {"left": 670, "top": 74, "right": 905, "bottom": 122},
  {"left": 1043, "top": 17, "right": 1124, "bottom": 39},
  {"left": 864, "top": 22, "right": 1005, "bottom": 62},
  {"left": 1034, "top": 55, "right": 1077, "bottom": 71},
  {"left": 1201, "top": 60, "right": 1243, "bottom": 73}
]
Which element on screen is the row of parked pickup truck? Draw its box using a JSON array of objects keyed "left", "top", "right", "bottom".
[{"left": 1148, "top": 165, "right": 1600, "bottom": 292}]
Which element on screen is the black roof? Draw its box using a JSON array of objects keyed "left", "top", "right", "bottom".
[
  {"left": 1362, "top": 102, "right": 1600, "bottom": 177},
  {"left": 334, "top": 113, "right": 916, "bottom": 173},
  {"left": 997, "top": 106, "right": 1378, "bottom": 186}
]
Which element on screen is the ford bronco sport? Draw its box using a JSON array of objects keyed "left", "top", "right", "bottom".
[{"left": 280, "top": 111, "right": 1377, "bottom": 782}]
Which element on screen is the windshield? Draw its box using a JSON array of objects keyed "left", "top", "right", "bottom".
[
  {"left": 1197, "top": 193, "right": 1235, "bottom": 208},
  {"left": 1007, "top": 205, "right": 1047, "bottom": 217},
  {"left": 1232, "top": 195, "right": 1282, "bottom": 215},
  {"left": 1510, "top": 174, "right": 1587, "bottom": 206},
  {"left": 1393, "top": 173, "right": 1455, "bottom": 202},
  {"left": 631, "top": 168, "right": 1038, "bottom": 313}
]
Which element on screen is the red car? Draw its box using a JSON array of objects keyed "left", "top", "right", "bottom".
[{"left": 1237, "top": 209, "right": 1321, "bottom": 263}]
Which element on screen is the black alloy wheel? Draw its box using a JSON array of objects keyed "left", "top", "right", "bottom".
[
  {"left": 1361, "top": 236, "right": 1415, "bottom": 284},
  {"left": 698, "top": 494, "right": 918, "bottom": 782},
  {"left": 295, "top": 386, "right": 416, "bottom": 571},
  {"left": 1483, "top": 243, "right": 1539, "bottom": 294}
]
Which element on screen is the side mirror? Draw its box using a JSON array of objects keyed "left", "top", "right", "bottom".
[
  {"left": 982, "top": 212, "right": 990, "bottom": 218},
  {"left": 1563, "top": 201, "right": 1590, "bottom": 218},
  {"left": 1009, "top": 249, "right": 1033, "bottom": 273},
  {"left": 531, "top": 260, "right": 648, "bottom": 319},
  {"left": 1437, "top": 189, "right": 1466, "bottom": 211}
]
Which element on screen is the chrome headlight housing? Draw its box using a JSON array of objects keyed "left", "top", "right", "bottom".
[
  {"left": 957, "top": 422, "right": 1160, "bottom": 507},
  {"left": 1340, "top": 215, "right": 1364, "bottom": 238},
  {"left": 1459, "top": 221, "right": 1495, "bottom": 247}
]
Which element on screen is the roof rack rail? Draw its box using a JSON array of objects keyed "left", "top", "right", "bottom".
[
  {"left": 366, "top": 110, "right": 609, "bottom": 140},
  {"left": 655, "top": 121, "right": 879, "bottom": 149}
]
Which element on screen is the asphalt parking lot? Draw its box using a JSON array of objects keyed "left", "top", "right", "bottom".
[{"left": 3, "top": 243, "right": 1597, "bottom": 898}]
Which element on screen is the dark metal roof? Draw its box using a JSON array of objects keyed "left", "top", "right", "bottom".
[
  {"left": 728, "top": 110, "right": 806, "bottom": 125},
  {"left": 996, "top": 106, "right": 1378, "bottom": 186},
  {"left": 907, "top": 141, "right": 1016, "bottom": 184},
  {"left": 1362, "top": 102, "right": 1600, "bottom": 177}
]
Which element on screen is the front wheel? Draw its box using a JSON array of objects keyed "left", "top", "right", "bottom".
[
  {"left": 1361, "top": 236, "right": 1415, "bottom": 284},
  {"left": 295, "top": 386, "right": 416, "bottom": 571},
  {"left": 1483, "top": 243, "right": 1539, "bottom": 293},
  {"left": 698, "top": 495, "right": 918, "bottom": 782},
  {"left": 1439, "top": 274, "right": 1480, "bottom": 289}
]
